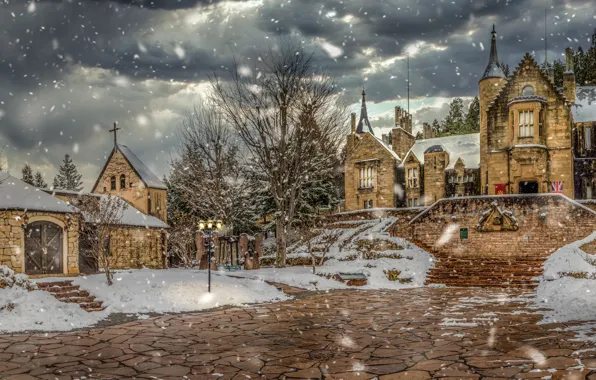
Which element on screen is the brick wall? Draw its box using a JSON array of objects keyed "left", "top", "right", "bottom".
[
  {"left": 407, "top": 194, "right": 596, "bottom": 258},
  {"left": 109, "top": 226, "right": 166, "bottom": 269},
  {"left": 0, "top": 210, "right": 80, "bottom": 274}
]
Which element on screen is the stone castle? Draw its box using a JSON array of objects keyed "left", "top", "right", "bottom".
[{"left": 344, "top": 25, "right": 596, "bottom": 211}]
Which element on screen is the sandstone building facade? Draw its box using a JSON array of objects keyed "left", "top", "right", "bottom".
[{"left": 343, "top": 25, "right": 595, "bottom": 211}]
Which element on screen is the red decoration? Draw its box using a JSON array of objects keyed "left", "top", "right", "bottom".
[{"left": 495, "top": 184, "right": 507, "bottom": 195}]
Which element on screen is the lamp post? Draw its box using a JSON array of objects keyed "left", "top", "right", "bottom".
[{"left": 198, "top": 219, "right": 224, "bottom": 293}]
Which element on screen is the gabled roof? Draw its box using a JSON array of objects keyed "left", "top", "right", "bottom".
[
  {"left": 574, "top": 86, "right": 596, "bottom": 123},
  {"left": 353, "top": 132, "right": 401, "bottom": 162},
  {"left": 92, "top": 144, "right": 166, "bottom": 192},
  {"left": 487, "top": 53, "right": 570, "bottom": 112},
  {"left": 356, "top": 88, "right": 374, "bottom": 135},
  {"left": 0, "top": 172, "right": 74, "bottom": 213},
  {"left": 398, "top": 133, "right": 480, "bottom": 170}
]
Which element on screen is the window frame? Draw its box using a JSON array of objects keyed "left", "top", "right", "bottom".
[
  {"left": 110, "top": 176, "right": 116, "bottom": 191},
  {"left": 120, "top": 174, "right": 126, "bottom": 190},
  {"left": 586, "top": 127, "right": 592, "bottom": 150},
  {"left": 519, "top": 110, "right": 534, "bottom": 137}
]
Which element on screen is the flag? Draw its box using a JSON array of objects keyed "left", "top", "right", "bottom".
[
  {"left": 551, "top": 181, "right": 564, "bottom": 193},
  {"left": 495, "top": 184, "right": 507, "bottom": 195}
]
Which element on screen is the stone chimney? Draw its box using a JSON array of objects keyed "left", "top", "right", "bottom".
[
  {"left": 351, "top": 112, "right": 356, "bottom": 133},
  {"left": 391, "top": 107, "right": 415, "bottom": 160},
  {"left": 423, "top": 122, "right": 435, "bottom": 139},
  {"left": 563, "top": 47, "right": 576, "bottom": 104},
  {"left": 423, "top": 145, "right": 449, "bottom": 206}
]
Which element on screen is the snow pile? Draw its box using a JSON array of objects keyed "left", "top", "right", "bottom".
[
  {"left": 231, "top": 217, "right": 434, "bottom": 291},
  {"left": 0, "top": 266, "right": 104, "bottom": 333},
  {"left": 535, "top": 232, "right": 596, "bottom": 323},
  {"left": 69, "top": 269, "right": 289, "bottom": 314}
]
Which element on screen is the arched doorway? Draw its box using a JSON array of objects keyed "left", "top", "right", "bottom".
[{"left": 24, "top": 221, "right": 63, "bottom": 275}]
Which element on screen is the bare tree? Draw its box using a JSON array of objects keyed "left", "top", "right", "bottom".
[
  {"left": 78, "top": 194, "right": 126, "bottom": 286},
  {"left": 298, "top": 225, "right": 342, "bottom": 274},
  {"left": 209, "top": 40, "right": 346, "bottom": 267},
  {"left": 169, "top": 101, "right": 255, "bottom": 234},
  {"left": 167, "top": 214, "right": 197, "bottom": 268}
]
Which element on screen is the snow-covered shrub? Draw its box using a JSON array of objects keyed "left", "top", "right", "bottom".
[{"left": 0, "top": 266, "right": 37, "bottom": 291}]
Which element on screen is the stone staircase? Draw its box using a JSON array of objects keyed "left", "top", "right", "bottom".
[
  {"left": 37, "top": 280, "right": 105, "bottom": 312},
  {"left": 426, "top": 255, "right": 546, "bottom": 288}
]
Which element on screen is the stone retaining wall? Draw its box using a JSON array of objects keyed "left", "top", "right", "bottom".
[
  {"left": 406, "top": 195, "right": 596, "bottom": 258},
  {"left": 109, "top": 226, "right": 166, "bottom": 269}
]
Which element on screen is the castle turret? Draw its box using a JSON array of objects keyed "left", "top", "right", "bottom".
[
  {"left": 391, "top": 106, "right": 415, "bottom": 160},
  {"left": 563, "top": 47, "right": 576, "bottom": 104},
  {"left": 423, "top": 145, "right": 449, "bottom": 205},
  {"left": 479, "top": 24, "right": 507, "bottom": 194}
]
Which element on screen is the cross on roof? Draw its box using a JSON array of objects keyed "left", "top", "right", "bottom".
[{"left": 109, "top": 122, "right": 121, "bottom": 146}]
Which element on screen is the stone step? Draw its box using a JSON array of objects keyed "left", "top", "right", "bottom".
[
  {"left": 428, "top": 269, "right": 543, "bottom": 276},
  {"left": 37, "top": 280, "right": 74, "bottom": 288},
  {"left": 80, "top": 301, "right": 103, "bottom": 310},
  {"left": 42, "top": 285, "right": 80, "bottom": 293},
  {"left": 61, "top": 296, "right": 97, "bottom": 304},
  {"left": 53, "top": 290, "right": 90, "bottom": 299}
]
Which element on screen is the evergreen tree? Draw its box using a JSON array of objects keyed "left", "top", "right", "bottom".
[
  {"left": 34, "top": 171, "right": 48, "bottom": 188},
  {"left": 415, "top": 131, "right": 423, "bottom": 140},
  {"left": 464, "top": 96, "right": 480, "bottom": 132},
  {"left": 431, "top": 119, "right": 441, "bottom": 136},
  {"left": 438, "top": 98, "right": 466, "bottom": 136},
  {"left": 498, "top": 62, "right": 510, "bottom": 77},
  {"left": 575, "top": 47, "right": 586, "bottom": 85},
  {"left": 585, "top": 29, "right": 596, "bottom": 85},
  {"left": 21, "top": 164, "right": 34, "bottom": 186},
  {"left": 53, "top": 154, "right": 83, "bottom": 191}
]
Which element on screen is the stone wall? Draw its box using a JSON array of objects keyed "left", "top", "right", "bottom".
[
  {"left": 344, "top": 133, "right": 398, "bottom": 211},
  {"left": 109, "top": 226, "right": 166, "bottom": 269},
  {"left": 423, "top": 150, "right": 449, "bottom": 205},
  {"left": 0, "top": 210, "right": 80, "bottom": 274},
  {"left": 391, "top": 128, "right": 415, "bottom": 162},
  {"left": 407, "top": 194, "right": 596, "bottom": 258}
]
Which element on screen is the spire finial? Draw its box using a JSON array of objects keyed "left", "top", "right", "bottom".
[
  {"left": 109, "top": 122, "right": 121, "bottom": 146},
  {"left": 355, "top": 88, "right": 374, "bottom": 135},
  {"left": 362, "top": 87, "right": 366, "bottom": 97},
  {"left": 492, "top": 23, "right": 496, "bottom": 34}
]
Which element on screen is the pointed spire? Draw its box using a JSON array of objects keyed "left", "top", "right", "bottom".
[
  {"left": 482, "top": 24, "right": 506, "bottom": 80},
  {"left": 356, "top": 87, "right": 374, "bottom": 135}
]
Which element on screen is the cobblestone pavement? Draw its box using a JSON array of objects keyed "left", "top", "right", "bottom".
[{"left": 2, "top": 287, "right": 596, "bottom": 379}]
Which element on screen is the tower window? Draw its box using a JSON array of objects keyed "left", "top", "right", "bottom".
[
  {"left": 519, "top": 111, "right": 534, "bottom": 137},
  {"left": 522, "top": 85, "right": 535, "bottom": 96},
  {"left": 586, "top": 127, "right": 592, "bottom": 150},
  {"left": 110, "top": 176, "right": 116, "bottom": 190},
  {"left": 148, "top": 197, "right": 152, "bottom": 213},
  {"left": 120, "top": 174, "right": 126, "bottom": 189}
]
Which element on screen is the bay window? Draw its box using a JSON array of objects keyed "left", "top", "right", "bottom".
[
  {"left": 519, "top": 110, "right": 534, "bottom": 137},
  {"left": 407, "top": 168, "right": 419, "bottom": 188}
]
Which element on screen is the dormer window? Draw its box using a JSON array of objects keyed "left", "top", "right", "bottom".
[
  {"left": 519, "top": 110, "right": 534, "bottom": 137},
  {"left": 522, "top": 85, "right": 534, "bottom": 96},
  {"left": 407, "top": 168, "right": 419, "bottom": 188}
]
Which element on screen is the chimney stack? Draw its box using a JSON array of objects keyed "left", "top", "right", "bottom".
[
  {"left": 563, "top": 47, "right": 576, "bottom": 103},
  {"left": 350, "top": 112, "right": 356, "bottom": 133}
]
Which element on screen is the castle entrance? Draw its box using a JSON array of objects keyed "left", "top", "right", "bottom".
[{"left": 519, "top": 181, "right": 539, "bottom": 194}]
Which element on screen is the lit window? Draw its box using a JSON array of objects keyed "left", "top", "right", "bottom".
[
  {"left": 586, "top": 127, "right": 592, "bottom": 150},
  {"left": 407, "top": 168, "right": 419, "bottom": 188},
  {"left": 519, "top": 110, "right": 534, "bottom": 137},
  {"left": 359, "top": 167, "right": 374, "bottom": 189}
]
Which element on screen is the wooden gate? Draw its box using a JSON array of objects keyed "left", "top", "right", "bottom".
[{"left": 25, "top": 221, "right": 63, "bottom": 275}]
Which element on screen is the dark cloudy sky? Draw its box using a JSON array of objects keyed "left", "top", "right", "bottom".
[{"left": 0, "top": 0, "right": 594, "bottom": 189}]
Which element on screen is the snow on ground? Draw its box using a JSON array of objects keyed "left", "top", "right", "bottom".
[
  {"left": 535, "top": 232, "right": 596, "bottom": 324},
  {"left": 230, "top": 217, "right": 434, "bottom": 290},
  {"left": 0, "top": 269, "right": 288, "bottom": 333},
  {"left": 69, "top": 269, "right": 289, "bottom": 314},
  {"left": 0, "top": 266, "right": 104, "bottom": 333}
]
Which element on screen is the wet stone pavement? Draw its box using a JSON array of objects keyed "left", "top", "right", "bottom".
[{"left": 1, "top": 287, "right": 596, "bottom": 379}]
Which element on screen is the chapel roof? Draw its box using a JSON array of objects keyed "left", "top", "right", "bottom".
[{"left": 0, "top": 172, "right": 74, "bottom": 213}]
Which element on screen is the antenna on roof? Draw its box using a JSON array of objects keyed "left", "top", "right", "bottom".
[
  {"left": 407, "top": 53, "right": 410, "bottom": 114},
  {"left": 544, "top": 8, "right": 548, "bottom": 66}
]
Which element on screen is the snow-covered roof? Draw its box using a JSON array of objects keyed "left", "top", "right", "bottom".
[
  {"left": 573, "top": 86, "right": 596, "bottom": 123},
  {"left": 41, "top": 189, "right": 168, "bottom": 228},
  {"left": 117, "top": 144, "right": 166, "bottom": 190},
  {"left": 97, "top": 195, "right": 168, "bottom": 229},
  {"left": 399, "top": 133, "right": 480, "bottom": 170},
  {"left": 0, "top": 172, "right": 74, "bottom": 213}
]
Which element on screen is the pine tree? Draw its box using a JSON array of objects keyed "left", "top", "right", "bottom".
[
  {"left": 53, "top": 154, "right": 83, "bottom": 191},
  {"left": 575, "top": 47, "right": 586, "bottom": 85},
  {"left": 34, "top": 171, "right": 48, "bottom": 188},
  {"left": 21, "top": 164, "right": 34, "bottom": 186},
  {"left": 439, "top": 98, "right": 466, "bottom": 136},
  {"left": 431, "top": 119, "right": 441, "bottom": 136},
  {"left": 585, "top": 29, "right": 596, "bottom": 85},
  {"left": 464, "top": 96, "right": 480, "bottom": 132}
]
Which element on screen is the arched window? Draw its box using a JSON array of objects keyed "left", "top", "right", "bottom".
[
  {"left": 120, "top": 174, "right": 126, "bottom": 189},
  {"left": 110, "top": 176, "right": 116, "bottom": 191},
  {"left": 522, "top": 85, "right": 534, "bottom": 96}
]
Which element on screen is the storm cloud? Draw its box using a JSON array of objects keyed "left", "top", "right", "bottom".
[{"left": 0, "top": 0, "right": 595, "bottom": 189}]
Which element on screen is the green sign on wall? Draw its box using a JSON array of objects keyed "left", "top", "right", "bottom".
[{"left": 460, "top": 228, "right": 469, "bottom": 240}]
